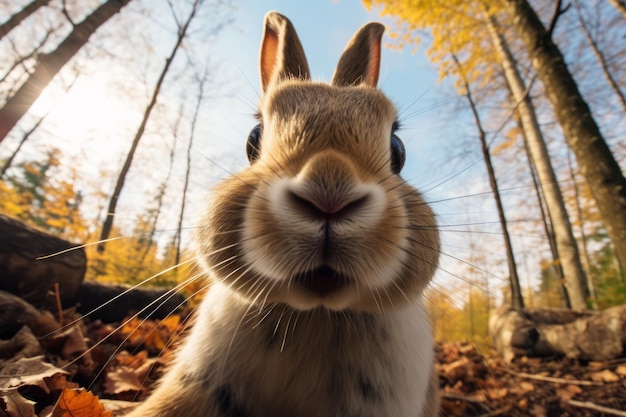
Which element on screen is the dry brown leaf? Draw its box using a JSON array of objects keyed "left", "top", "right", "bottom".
[
  {"left": 98, "top": 399, "right": 137, "bottom": 414},
  {"left": 486, "top": 387, "right": 508, "bottom": 400},
  {"left": 104, "top": 367, "right": 144, "bottom": 395},
  {"left": 510, "top": 381, "right": 535, "bottom": 395},
  {"left": 590, "top": 369, "right": 620, "bottom": 383},
  {"left": 0, "top": 356, "right": 67, "bottom": 393},
  {"left": 1, "top": 387, "right": 36, "bottom": 417},
  {"left": 160, "top": 315, "right": 180, "bottom": 333},
  {"left": 519, "top": 381, "right": 534, "bottom": 393},
  {"left": 0, "top": 326, "right": 41, "bottom": 361},
  {"left": 51, "top": 388, "right": 112, "bottom": 417},
  {"left": 587, "top": 361, "right": 606, "bottom": 369},
  {"left": 615, "top": 365, "right": 626, "bottom": 377},
  {"left": 517, "top": 397, "right": 529, "bottom": 410},
  {"left": 439, "top": 357, "right": 470, "bottom": 382},
  {"left": 115, "top": 350, "right": 148, "bottom": 369},
  {"left": 120, "top": 316, "right": 180, "bottom": 351},
  {"left": 440, "top": 398, "right": 467, "bottom": 417},
  {"left": 61, "top": 326, "right": 91, "bottom": 366},
  {"left": 556, "top": 384, "right": 582, "bottom": 401},
  {"left": 28, "top": 311, "right": 61, "bottom": 339},
  {"left": 45, "top": 373, "right": 79, "bottom": 392},
  {"left": 531, "top": 404, "right": 548, "bottom": 417}
]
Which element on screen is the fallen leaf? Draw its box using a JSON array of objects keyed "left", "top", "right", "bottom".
[
  {"left": 517, "top": 397, "right": 528, "bottom": 409},
  {"left": 45, "top": 373, "right": 79, "bottom": 392},
  {"left": 556, "top": 384, "right": 582, "bottom": 401},
  {"left": 440, "top": 398, "right": 467, "bottom": 416},
  {"left": 104, "top": 366, "right": 144, "bottom": 395},
  {"left": 0, "top": 356, "right": 68, "bottom": 393},
  {"left": 1, "top": 387, "right": 36, "bottom": 417},
  {"left": 590, "top": 369, "right": 620, "bottom": 383},
  {"left": 61, "top": 326, "right": 89, "bottom": 359},
  {"left": 531, "top": 404, "right": 548, "bottom": 417},
  {"left": 51, "top": 388, "right": 112, "bottom": 417},
  {"left": 0, "top": 326, "right": 42, "bottom": 361},
  {"left": 486, "top": 387, "right": 508, "bottom": 400}
]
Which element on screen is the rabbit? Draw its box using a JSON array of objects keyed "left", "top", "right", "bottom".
[{"left": 124, "top": 11, "right": 440, "bottom": 417}]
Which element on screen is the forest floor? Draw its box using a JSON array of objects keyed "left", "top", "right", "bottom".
[{"left": 1, "top": 297, "right": 625, "bottom": 416}]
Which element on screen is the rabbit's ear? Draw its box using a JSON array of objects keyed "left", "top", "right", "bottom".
[
  {"left": 331, "top": 23, "right": 385, "bottom": 88},
  {"left": 260, "top": 12, "right": 311, "bottom": 92}
]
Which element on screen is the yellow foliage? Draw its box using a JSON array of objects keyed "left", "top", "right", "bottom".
[
  {"left": 492, "top": 126, "right": 522, "bottom": 155},
  {"left": 425, "top": 285, "right": 493, "bottom": 351},
  {"left": 364, "top": 0, "right": 508, "bottom": 94},
  {"left": 1, "top": 149, "right": 194, "bottom": 289}
]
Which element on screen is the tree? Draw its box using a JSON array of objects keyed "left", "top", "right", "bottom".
[
  {"left": 607, "top": 0, "right": 626, "bottom": 20},
  {"left": 98, "top": 0, "right": 203, "bottom": 251},
  {"left": 451, "top": 51, "right": 524, "bottom": 309},
  {"left": 0, "top": 0, "right": 132, "bottom": 141},
  {"left": 485, "top": 13, "right": 590, "bottom": 310},
  {"left": 365, "top": 0, "right": 625, "bottom": 308},
  {"left": 574, "top": 0, "right": 626, "bottom": 114},
  {"left": 1, "top": 73, "right": 79, "bottom": 178},
  {"left": 504, "top": 0, "right": 626, "bottom": 278},
  {"left": 0, "top": 0, "right": 52, "bottom": 41},
  {"left": 174, "top": 65, "right": 210, "bottom": 269}
]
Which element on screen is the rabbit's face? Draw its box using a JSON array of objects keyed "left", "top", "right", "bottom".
[{"left": 195, "top": 14, "right": 440, "bottom": 312}]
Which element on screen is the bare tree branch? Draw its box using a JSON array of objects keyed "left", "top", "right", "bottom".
[{"left": 547, "top": 0, "right": 570, "bottom": 39}]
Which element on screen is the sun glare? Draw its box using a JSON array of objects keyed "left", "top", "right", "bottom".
[{"left": 31, "top": 74, "right": 137, "bottom": 140}]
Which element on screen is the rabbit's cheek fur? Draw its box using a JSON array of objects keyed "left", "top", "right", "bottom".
[
  {"left": 240, "top": 155, "right": 409, "bottom": 310},
  {"left": 124, "top": 12, "right": 441, "bottom": 417}
]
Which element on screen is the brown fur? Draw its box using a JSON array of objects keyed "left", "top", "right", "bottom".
[{"left": 125, "top": 11, "right": 440, "bottom": 417}]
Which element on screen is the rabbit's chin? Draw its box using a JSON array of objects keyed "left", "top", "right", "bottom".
[{"left": 233, "top": 265, "right": 400, "bottom": 312}]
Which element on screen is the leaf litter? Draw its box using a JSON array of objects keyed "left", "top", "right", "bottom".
[{"left": 0, "top": 298, "right": 624, "bottom": 416}]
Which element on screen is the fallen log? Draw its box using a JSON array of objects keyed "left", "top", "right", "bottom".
[
  {"left": 0, "top": 213, "right": 86, "bottom": 306},
  {"left": 489, "top": 304, "right": 626, "bottom": 362},
  {"left": 75, "top": 281, "right": 186, "bottom": 323}
]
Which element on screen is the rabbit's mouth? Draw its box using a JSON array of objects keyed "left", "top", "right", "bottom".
[{"left": 292, "top": 265, "right": 350, "bottom": 297}]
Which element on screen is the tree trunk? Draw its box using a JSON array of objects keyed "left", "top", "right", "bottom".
[
  {"left": 607, "top": 0, "right": 626, "bottom": 20},
  {"left": 98, "top": 0, "right": 202, "bottom": 250},
  {"left": 566, "top": 150, "right": 597, "bottom": 303},
  {"left": 504, "top": 0, "right": 626, "bottom": 279},
  {"left": 451, "top": 54, "right": 524, "bottom": 309},
  {"left": 522, "top": 131, "right": 571, "bottom": 308},
  {"left": 0, "top": 0, "right": 132, "bottom": 142},
  {"left": 0, "top": 0, "right": 52, "bottom": 41},
  {"left": 1, "top": 73, "right": 78, "bottom": 179},
  {"left": 575, "top": 0, "right": 626, "bottom": 114},
  {"left": 485, "top": 14, "right": 590, "bottom": 310},
  {"left": 175, "top": 69, "right": 208, "bottom": 268}
]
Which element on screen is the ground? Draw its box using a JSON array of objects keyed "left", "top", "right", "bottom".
[{"left": 0, "top": 299, "right": 625, "bottom": 416}]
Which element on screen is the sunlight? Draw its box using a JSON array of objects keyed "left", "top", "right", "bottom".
[{"left": 30, "top": 73, "right": 137, "bottom": 140}]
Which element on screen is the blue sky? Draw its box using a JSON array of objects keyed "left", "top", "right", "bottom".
[
  {"left": 0, "top": 0, "right": 510, "bottom": 296},
  {"left": 208, "top": 0, "right": 468, "bottom": 196},
  {"left": 201, "top": 1, "right": 499, "bottom": 291}
]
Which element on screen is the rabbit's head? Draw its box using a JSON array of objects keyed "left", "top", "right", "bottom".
[{"left": 196, "top": 11, "right": 440, "bottom": 312}]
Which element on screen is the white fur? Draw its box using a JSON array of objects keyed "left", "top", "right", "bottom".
[{"left": 173, "top": 282, "right": 435, "bottom": 417}]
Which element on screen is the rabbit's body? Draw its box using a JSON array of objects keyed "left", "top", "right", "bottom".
[
  {"left": 125, "top": 12, "right": 440, "bottom": 417},
  {"left": 128, "top": 285, "right": 437, "bottom": 417}
]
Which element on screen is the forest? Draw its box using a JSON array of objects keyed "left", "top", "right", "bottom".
[{"left": 0, "top": 0, "right": 625, "bottom": 415}]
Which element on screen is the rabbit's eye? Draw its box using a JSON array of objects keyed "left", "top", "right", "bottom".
[
  {"left": 247, "top": 124, "right": 262, "bottom": 163},
  {"left": 390, "top": 130, "right": 406, "bottom": 174}
]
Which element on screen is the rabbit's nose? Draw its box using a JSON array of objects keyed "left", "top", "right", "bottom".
[
  {"left": 287, "top": 150, "right": 371, "bottom": 220},
  {"left": 286, "top": 188, "right": 369, "bottom": 220}
]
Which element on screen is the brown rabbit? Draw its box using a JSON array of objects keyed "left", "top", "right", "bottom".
[{"left": 124, "top": 11, "right": 440, "bottom": 417}]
